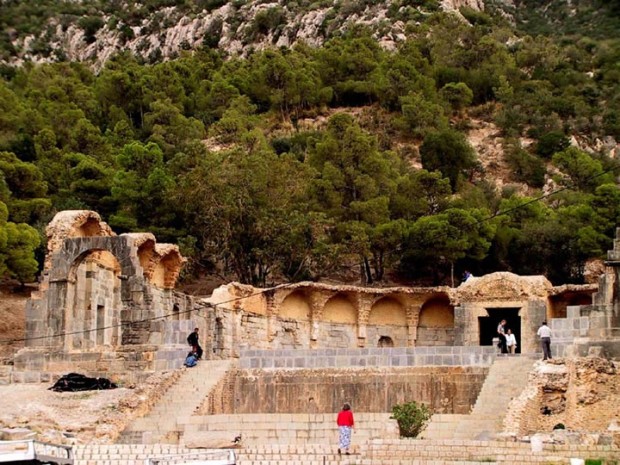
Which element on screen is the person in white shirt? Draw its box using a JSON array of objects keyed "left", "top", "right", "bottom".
[
  {"left": 505, "top": 329, "right": 517, "bottom": 354},
  {"left": 537, "top": 321, "right": 552, "bottom": 360}
]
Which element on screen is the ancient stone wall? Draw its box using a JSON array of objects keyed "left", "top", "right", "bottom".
[
  {"left": 228, "top": 366, "right": 488, "bottom": 414},
  {"left": 205, "top": 275, "right": 594, "bottom": 356}
]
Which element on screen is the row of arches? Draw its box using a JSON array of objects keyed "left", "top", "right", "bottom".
[{"left": 279, "top": 291, "right": 455, "bottom": 328}]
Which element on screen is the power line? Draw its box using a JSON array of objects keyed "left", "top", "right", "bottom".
[
  {"left": 0, "top": 282, "right": 297, "bottom": 345},
  {"left": 1, "top": 158, "right": 619, "bottom": 345}
]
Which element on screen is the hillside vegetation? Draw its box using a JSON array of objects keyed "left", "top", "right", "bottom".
[{"left": 0, "top": 2, "right": 619, "bottom": 287}]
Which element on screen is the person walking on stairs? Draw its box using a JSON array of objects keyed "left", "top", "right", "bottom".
[
  {"left": 337, "top": 403, "right": 354, "bottom": 455},
  {"left": 537, "top": 321, "right": 552, "bottom": 360}
]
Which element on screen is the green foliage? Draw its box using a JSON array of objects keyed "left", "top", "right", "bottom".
[
  {"left": 390, "top": 401, "right": 431, "bottom": 438},
  {"left": 78, "top": 16, "right": 105, "bottom": 44},
  {"left": 536, "top": 131, "right": 570, "bottom": 159},
  {"left": 420, "top": 129, "right": 477, "bottom": 190},
  {"left": 0, "top": 6, "right": 617, "bottom": 286},
  {"left": 504, "top": 141, "right": 546, "bottom": 188}
]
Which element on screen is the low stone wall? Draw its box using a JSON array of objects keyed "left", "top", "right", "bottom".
[
  {"left": 365, "top": 438, "right": 620, "bottom": 463},
  {"left": 230, "top": 365, "right": 489, "bottom": 414},
  {"left": 239, "top": 346, "right": 496, "bottom": 370}
]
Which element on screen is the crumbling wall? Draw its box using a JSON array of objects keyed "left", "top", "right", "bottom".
[{"left": 506, "top": 358, "right": 620, "bottom": 436}]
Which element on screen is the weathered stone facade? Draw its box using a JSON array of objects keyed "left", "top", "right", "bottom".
[
  {"left": 204, "top": 274, "right": 595, "bottom": 357},
  {"left": 13, "top": 210, "right": 205, "bottom": 383},
  {"left": 10, "top": 210, "right": 611, "bottom": 384}
]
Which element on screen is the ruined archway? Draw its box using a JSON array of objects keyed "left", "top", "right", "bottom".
[
  {"left": 417, "top": 295, "right": 455, "bottom": 346},
  {"left": 280, "top": 291, "right": 311, "bottom": 321},
  {"left": 151, "top": 245, "right": 184, "bottom": 289},
  {"left": 368, "top": 296, "right": 408, "bottom": 347},
  {"left": 316, "top": 293, "right": 357, "bottom": 348},
  {"left": 64, "top": 249, "right": 122, "bottom": 350}
]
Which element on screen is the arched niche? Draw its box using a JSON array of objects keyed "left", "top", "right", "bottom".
[
  {"left": 419, "top": 296, "right": 454, "bottom": 328},
  {"left": 65, "top": 249, "right": 122, "bottom": 350},
  {"left": 77, "top": 216, "right": 104, "bottom": 237},
  {"left": 151, "top": 246, "right": 183, "bottom": 289},
  {"left": 417, "top": 295, "right": 455, "bottom": 346},
  {"left": 280, "top": 291, "right": 311, "bottom": 321},
  {"left": 369, "top": 297, "right": 407, "bottom": 326},
  {"left": 322, "top": 294, "right": 357, "bottom": 324}
]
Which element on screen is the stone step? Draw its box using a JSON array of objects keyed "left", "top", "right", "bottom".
[{"left": 118, "top": 360, "right": 236, "bottom": 445}]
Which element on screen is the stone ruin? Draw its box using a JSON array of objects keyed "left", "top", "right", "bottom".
[
  {"left": 3, "top": 212, "right": 620, "bottom": 462},
  {"left": 10, "top": 211, "right": 620, "bottom": 385},
  {"left": 12, "top": 210, "right": 203, "bottom": 383}
]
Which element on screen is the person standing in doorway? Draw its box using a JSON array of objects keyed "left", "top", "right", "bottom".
[
  {"left": 187, "top": 327, "right": 203, "bottom": 359},
  {"left": 497, "top": 319, "right": 508, "bottom": 354},
  {"left": 537, "top": 321, "right": 552, "bottom": 360},
  {"left": 505, "top": 328, "right": 517, "bottom": 354},
  {"left": 337, "top": 403, "right": 354, "bottom": 455}
]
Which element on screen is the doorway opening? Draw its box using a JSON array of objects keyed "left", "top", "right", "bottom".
[
  {"left": 478, "top": 307, "right": 521, "bottom": 353},
  {"left": 378, "top": 336, "right": 394, "bottom": 347}
]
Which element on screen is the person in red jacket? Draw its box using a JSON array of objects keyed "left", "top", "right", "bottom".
[{"left": 336, "top": 403, "right": 354, "bottom": 455}]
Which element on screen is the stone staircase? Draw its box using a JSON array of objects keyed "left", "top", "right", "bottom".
[
  {"left": 422, "top": 355, "right": 535, "bottom": 440},
  {"left": 119, "top": 359, "right": 235, "bottom": 444},
  {"left": 182, "top": 412, "right": 399, "bottom": 447}
]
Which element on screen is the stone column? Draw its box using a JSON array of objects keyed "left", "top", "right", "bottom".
[
  {"left": 309, "top": 291, "right": 331, "bottom": 348},
  {"left": 406, "top": 304, "right": 421, "bottom": 347},
  {"left": 356, "top": 294, "right": 374, "bottom": 348},
  {"left": 453, "top": 305, "right": 466, "bottom": 346}
]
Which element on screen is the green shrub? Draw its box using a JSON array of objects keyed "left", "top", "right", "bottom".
[
  {"left": 391, "top": 401, "right": 431, "bottom": 438},
  {"left": 585, "top": 460, "right": 603, "bottom": 465}
]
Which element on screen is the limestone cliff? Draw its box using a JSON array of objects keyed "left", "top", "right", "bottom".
[{"left": 4, "top": 0, "right": 485, "bottom": 69}]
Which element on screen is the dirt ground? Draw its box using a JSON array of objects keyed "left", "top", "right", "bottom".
[{"left": 0, "top": 371, "right": 179, "bottom": 445}]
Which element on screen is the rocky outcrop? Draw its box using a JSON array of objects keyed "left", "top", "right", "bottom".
[
  {"left": 5, "top": 0, "right": 485, "bottom": 69},
  {"left": 506, "top": 358, "right": 620, "bottom": 437}
]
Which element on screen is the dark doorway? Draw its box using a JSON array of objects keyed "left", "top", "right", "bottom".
[
  {"left": 96, "top": 305, "right": 105, "bottom": 345},
  {"left": 378, "top": 336, "right": 394, "bottom": 347},
  {"left": 478, "top": 308, "right": 521, "bottom": 353}
]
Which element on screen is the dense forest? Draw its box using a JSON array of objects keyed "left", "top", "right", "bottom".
[{"left": 0, "top": 2, "right": 619, "bottom": 288}]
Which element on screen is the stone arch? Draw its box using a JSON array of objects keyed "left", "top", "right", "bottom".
[
  {"left": 49, "top": 236, "right": 141, "bottom": 282},
  {"left": 45, "top": 210, "right": 115, "bottom": 271},
  {"left": 367, "top": 296, "right": 408, "bottom": 347},
  {"left": 419, "top": 295, "right": 454, "bottom": 327},
  {"left": 322, "top": 293, "right": 357, "bottom": 324},
  {"left": 417, "top": 294, "right": 455, "bottom": 346},
  {"left": 123, "top": 233, "right": 157, "bottom": 279},
  {"left": 151, "top": 244, "right": 184, "bottom": 289},
  {"left": 280, "top": 290, "right": 311, "bottom": 321},
  {"left": 369, "top": 296, "right": 407, "bottom": 325},
  {"left": 64, "top": 249, "right": 122, "bottom": 350},
  {"left": 378, "top": 335, "right": 394, "bottom": 347}
]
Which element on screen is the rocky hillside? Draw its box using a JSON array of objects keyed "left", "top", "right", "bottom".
[{"left": 1, "top": 0, "right": 490, "bottom": 68}]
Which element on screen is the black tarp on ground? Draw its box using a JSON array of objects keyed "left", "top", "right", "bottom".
[{"left": 49, "top": 373, "right": 117, "bottom": 392}]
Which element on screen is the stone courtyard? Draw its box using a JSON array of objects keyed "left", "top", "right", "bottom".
[{"left": 1, "top": 210, "right": 620, "bottom": 464}]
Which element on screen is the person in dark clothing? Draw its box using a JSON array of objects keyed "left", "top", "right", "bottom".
[
  {"left": 187, "top": 327, "right": 203, "bottom": 359},
  {"left": 497, "top": 319, "right": 508, "bottom": 354}
]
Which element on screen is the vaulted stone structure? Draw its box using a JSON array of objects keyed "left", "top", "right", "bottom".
[
  {"left": 13, "top": 211, "right": 202, "bottom": 383},
  {"left": 11, "top": 211, "right": 609, "bottom": 384},
  {"left": 204, "top": 274, "right": 596, "bottom": 356}
]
